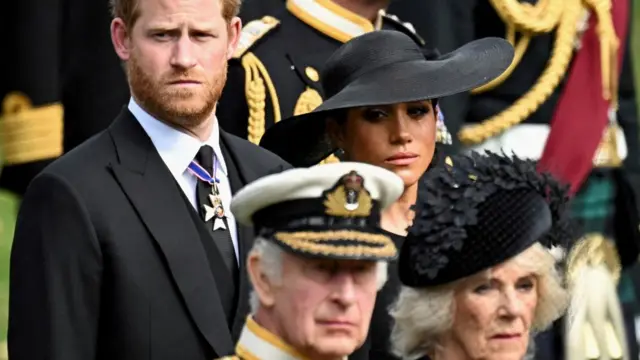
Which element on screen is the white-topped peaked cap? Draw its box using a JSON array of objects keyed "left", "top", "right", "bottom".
[
  {"left": 231, "top": 162, "right": 404, "bottom": 260},
  {"left": 232, "top": 162, "right": 403, "bottom": 225}
]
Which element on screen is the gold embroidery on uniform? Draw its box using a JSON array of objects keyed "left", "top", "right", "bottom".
[
  {"left": 242, "top": 53, "right": 281, "bottom": 145},
  {"left": 324, "top": 186, "right": 372, "bottom": 217},
  {"left": 323, "top": 172, "right": 373, "bottom": 217},
  {"left": 293, "top": 87, "right": 322, "bottom": 116},
  {"left": 593, "top": 113, "right": 623, "bottom": 168},
  {"left": 274, "top": 230, "right": 391, "bottom": 248},
  {"left": 245, "top": 317, "right": 310, "bottom": 359},
  {"left": 319, "top": 154, "right": 341, "bottom": 164},
  {"left": 235, "top": 345, "right": 261, "bottom": 360},
  {"left": 565, "top": 233, "right": 625, "bottom": 360},
  {"left": 458, "top": 0, "right": 619, "bottom": 147},
  {"left": 292, "top": 85, "right": 339, "bottom": 164},
  {"left": 566, "top": 234, "right": 621, "bottom": 289},
  {"left": 0, "top": 91, "right": 64, "bottom": 165},
  {"left": 445, "top": 156, "right": 454, "bottom": 167},
  {"left": 305, "top": 67, "right": 320, "bottom": 82},
  {"left": 286, "top": 0, "right": 374, "bottom": 43},
  {"left": 274, "top": 230, "right": 397, "bottom": 258},
  {"left": 233, "top": 16, "right": 280, "bottom": 59}
]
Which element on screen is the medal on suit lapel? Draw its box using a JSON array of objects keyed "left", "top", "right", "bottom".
[
  {"left": 204, "top": 183, "right": 227, "bottom": 230},
  {"left": 188, "top": 156, "right": 228, "bottom": 231}
]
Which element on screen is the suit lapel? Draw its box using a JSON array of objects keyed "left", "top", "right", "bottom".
[
  {"left": 219, "top": 132, "right": 260, "bottom": 337},
  {"left": 106, "top": 109, "right": 235, "bottom": 355}
]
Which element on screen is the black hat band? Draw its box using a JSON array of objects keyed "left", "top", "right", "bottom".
[{"left": 252, "top": 197, "right": 382, "bottom": 232}]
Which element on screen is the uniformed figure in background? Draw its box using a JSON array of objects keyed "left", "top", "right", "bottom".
[
  {"left": 0, "top": 1, "right": 130, "bottom": 196},
  {"left": 216, "top": 0, "right": 434, "bottom": 159},
  {"left": 217, "top": 162, "right": 404, "bottom": 360},
  {"left": 237, "top": 0, "right": 282, "bottom": 24},
  {"left": 392, "top": 1, "right": 640, "bottom": 359}
]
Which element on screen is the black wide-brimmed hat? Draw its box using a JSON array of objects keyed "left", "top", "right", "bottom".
[
  {"left": 260, "top": 30, "right": 515, "bottom": 167},
  {"left": 398, "top": 151, "right": 578, "bottom": 288}
]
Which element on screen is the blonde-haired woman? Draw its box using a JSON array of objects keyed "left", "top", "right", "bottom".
[{"left": 391, "top": 152, "right": 576, "bottom": 360}]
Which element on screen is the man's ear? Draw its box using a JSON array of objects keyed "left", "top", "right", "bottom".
[
  {"left": 247, "top": 253, "right": 277, "bottom": 308},
  {"left": 111, "top": 18, "right": 132, "bottom": 61},
  {"left": 226, "top": 17, "right": 242, "bottom": 60}
]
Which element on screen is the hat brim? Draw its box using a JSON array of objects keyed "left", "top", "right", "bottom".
[
  {"left": 260, "top": 37, "right": 514, "bottom": 167},
  {"left": 271, "top": 229, "right": 398, "bottom": 261}
]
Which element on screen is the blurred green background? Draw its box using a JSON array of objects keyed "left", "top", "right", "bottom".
[
  {"left": 0, "top": 190, "right": 18, "bottom": 360},
  {"left": 0, "top": 2, "right": 639, "bottom": 360}
]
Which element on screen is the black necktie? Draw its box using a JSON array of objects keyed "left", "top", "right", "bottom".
[{"left": 194, "top": 145, "right": 239, "bottom": 286}]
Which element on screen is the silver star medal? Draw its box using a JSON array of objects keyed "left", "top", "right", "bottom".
[{"left": 204, "top": 192, "right": 227, "bottom": 231}]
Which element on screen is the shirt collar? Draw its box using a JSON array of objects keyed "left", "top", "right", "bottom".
[
  {"left": 286, "top": 0, "right": 377, "bottom": 43},
  {"left": 128, "top": 98, "right": 228, "bottom": 178}
]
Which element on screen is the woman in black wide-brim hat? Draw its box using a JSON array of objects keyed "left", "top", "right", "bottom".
[
  {"left": 260, "top": 30, "right": 514, "bottom": 235},
  {"left": 259, "top": 30, "right": 514, "bottom": 359},
  {"left": 390, "top": 151, "right": 576, "bottom": 360}
]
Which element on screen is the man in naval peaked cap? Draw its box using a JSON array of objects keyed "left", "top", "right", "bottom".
[{"left": 216, "top": 162, "right": 404, "bottom": 360}]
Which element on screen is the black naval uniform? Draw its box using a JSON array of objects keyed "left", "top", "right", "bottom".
[
  {"left": 390, "top": 1, "right": 640, "bottom": 359},
  {"left": 1, "top": 0, "right": 129, "bottom": 195},
  {"left": 217, "top": 0, "right": 430, "bottom": 148},
  {"left": 238, "top": 0, "right": 283, "bottom": 23}
]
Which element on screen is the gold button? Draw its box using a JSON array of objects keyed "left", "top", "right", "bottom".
[
  {"left": 262, "top": 16, "right": 277, "bottom": 24},
  {"left": 445, "top": 156, "right": 453, "bottom": 166},
  {"left": 305, "top": 67, "right": 319, "bottom": 82}
]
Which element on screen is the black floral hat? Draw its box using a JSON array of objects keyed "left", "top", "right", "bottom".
[{"left": 398, "top": 151, "right": 577, "bottom": 288}]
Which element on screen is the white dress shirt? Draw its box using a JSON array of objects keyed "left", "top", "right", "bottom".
[{"left": 129, "top": 98, "right": 239, "bottom": 263}]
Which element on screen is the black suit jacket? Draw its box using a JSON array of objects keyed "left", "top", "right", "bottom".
[{"left": 8, "top": 109, "right": 291, "bottom": 360}]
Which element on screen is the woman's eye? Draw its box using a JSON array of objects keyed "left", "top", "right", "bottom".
[
  {"left": 407, "top": 106, "right": 429, "bottom": 117},
  {"left": 517, "top": 280, "right": 535, "bottom": 292},
  {"left": 362, "top": 108, "right": 387, "bottom": 121},
  {"left": 473, "top": 283, "right": 492, "bottom": 294}
]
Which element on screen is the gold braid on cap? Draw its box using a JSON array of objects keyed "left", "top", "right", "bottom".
[
  {"left": 458, "top": 0, "right": 619, "bottom": 145},
  {"left": 274, "top": 230, "right": 397, "bottom": 259}
]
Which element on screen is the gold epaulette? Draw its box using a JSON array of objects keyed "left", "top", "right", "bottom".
[
  {"left": 292, "top": 71, "right": 338, "bottom": 165},
  {"left": 0, "top": 92, "right": 64, "bottom": 165},
  {"left": 233, "top": 16, "right": 280, "bottom": 59},
  {"left": 235, "top": 17, "right": 282, "bottom": 144},
  {"left": 565, "top": 233, "right": 626, "bottom": 359},
  {"left": 566, "top": 234, "right": 621, "bottom": 287},
  {"left": 459, "top": 0, "right": 619, "bottom": 146},
  {"left": 242, "top": 53, "right": 280, "bottom": 145}
]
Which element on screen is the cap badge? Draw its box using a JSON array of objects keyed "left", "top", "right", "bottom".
[{"left": 323, "top": 171, "right": 372, "bottom": 217}]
